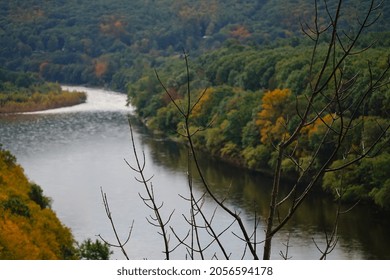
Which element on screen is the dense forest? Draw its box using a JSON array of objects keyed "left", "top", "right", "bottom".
[
  {"left": 1, "top": 0, "right": 389, "bottom": 89},
  {"left": 0, "top": 0, "right": 389, "bottom": 256}
]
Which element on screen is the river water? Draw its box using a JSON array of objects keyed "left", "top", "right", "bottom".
[{"left": 0, "top": 86, "right": 389, "bottom": 260}]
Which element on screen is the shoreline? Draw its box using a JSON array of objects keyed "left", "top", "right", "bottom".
[{"left": 0, "top": 88, "right": 87, "bottom": 114}]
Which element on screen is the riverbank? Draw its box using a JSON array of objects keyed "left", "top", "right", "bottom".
[
  {"left": 0, "top": 89, "right": 86, "bottom": 114},
  {"left": 130, "top": 88, "right": 390, "bottom": 212}
]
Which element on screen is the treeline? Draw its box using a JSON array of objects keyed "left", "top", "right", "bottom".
[
  {"left": 1, "top": 0, "right": 389, "bottom": 89},
  {"left": 127, "top": 43, "right": 390, "bottom": 210},
  {"left": 0, "top": 68, "right": 86, "bottom": 113}
]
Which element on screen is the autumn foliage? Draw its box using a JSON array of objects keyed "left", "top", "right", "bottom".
[
  {"left": 0, "top": 83, "right": 86, "bottom": 114},
  {"left": 100, "top": 15, "right": 127, "bottom": 38},
  {"left": 95, "top": 60, "right": 109, "bottom": 78},
  {"left": 256, "top": 89, "right": 292, "bottom": 144},
  {"left": 0, "top": 147, "right": 78, "bottom": 259},
  {"left": 230, "top": 25, "right": 251, "bottom": 40}
]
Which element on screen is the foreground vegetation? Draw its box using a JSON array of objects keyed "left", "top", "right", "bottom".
[
  {"left": 0, "top": 146, "right": 78, "bottom": 259},
  {"left": 0, "top": 146, "right": 112, "bottom": 259}
]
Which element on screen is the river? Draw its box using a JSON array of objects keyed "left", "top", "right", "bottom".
[{"left": 0, "top": 86, "right": 389, "bottom": 260}]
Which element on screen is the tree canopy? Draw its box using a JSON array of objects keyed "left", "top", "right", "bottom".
[{"left": 0, "top": 0, "right": 389, "bottom": 89}]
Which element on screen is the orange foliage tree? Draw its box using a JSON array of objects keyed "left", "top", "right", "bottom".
[
  {"left": 230, "top": 25, "right": 251, "bottom": 40},
  {"left": 95, "top": 60, "right": 108, "bottom": 78}
]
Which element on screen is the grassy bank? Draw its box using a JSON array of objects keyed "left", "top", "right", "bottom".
[{"left": 1, "top": 69, "right": 86, "bottom": 113}]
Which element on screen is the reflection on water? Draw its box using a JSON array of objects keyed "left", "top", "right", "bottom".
[
  {"left": 143, "top": 135, "right": 390, "bottom": 259},
  {"left": 1, "top": 87, "right": 389, "bottom": 259}
]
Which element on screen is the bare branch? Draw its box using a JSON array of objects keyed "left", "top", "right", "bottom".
[
  {"left": 125, "top": 120, "right": 173, "bottom": 259},
  {"left": 99, "top": 188, "right": 132, "bottom": 260}
]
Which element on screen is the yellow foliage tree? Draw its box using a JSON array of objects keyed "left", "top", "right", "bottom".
[
  {"left": 256, "top": 88, "right": 292, "bottom": 144},
  {"left": 305, "top": 113, "right": 336, "bottom": 139},
  {"left": 191, "top": 88, "right": 214, "bottom": 117}
]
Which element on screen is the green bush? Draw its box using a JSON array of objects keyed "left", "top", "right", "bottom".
[
  {"left": 78, "top": 239, "right": 112, "bottom": 260},
  {"left": 370, "top": 180, "right": 390, "bottom": 210},
  {"left": 28, "top": 184, "right": 52, "bottom": 209},
  {"left": 241, "top": 145, "right": 271, "bottom": 170},
  {"left": 2, "top": 197, "right": 31, "bottom": 217}
]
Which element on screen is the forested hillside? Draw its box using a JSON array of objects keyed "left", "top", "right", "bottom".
[
  {"left": 1, "top": 0, "right": 389, "bottom": 89},
  {"left": 1, "top": 0, "right": 389, "bottom": 210},
  {"left": 0, "top": 146, "right": 78, "bottom": 259}
]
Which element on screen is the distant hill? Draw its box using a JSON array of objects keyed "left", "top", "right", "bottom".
[{"left": 0, "top": 0, "right": 389, "bottom": 88}]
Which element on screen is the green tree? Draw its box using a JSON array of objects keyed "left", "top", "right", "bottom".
[
  {"left": 28, "top": 184, "right": 52, "bottom": 210},
  {"left": 78, "top": 238, "right": 112, "bottom": 260}
]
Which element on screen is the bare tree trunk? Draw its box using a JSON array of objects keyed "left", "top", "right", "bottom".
[{"left": 263, "top": 146, "right": 284, "bottom": 260}]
